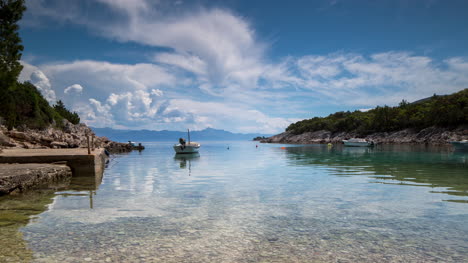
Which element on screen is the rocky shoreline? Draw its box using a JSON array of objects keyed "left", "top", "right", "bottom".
[
  {"left": 261, "top": 126, "right": 468, "bottom": 145},
  {"left": 0, "top": 120, "right": 133, "bottom": 153},
  {"left": 0, "top": 121, "right": 136, "bottom": 195}
]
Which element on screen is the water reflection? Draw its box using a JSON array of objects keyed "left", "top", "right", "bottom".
[
  {"left": 2, "top": 142, "right": 468, "bottom": 262},
  {"left": 174, "top": 153, "right": 200, "bottom": 176},
  {"left": 0, "top": 166, "right": 104, "bottom": 262},
  {"left": 283, "top": 144, "right": 468, "bottom": 202},
  {"left": 0, "top": 190, "right": 57, "bottom": 262}
]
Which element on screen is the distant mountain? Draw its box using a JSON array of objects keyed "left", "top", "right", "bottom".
[{"left": 91, "top": 127, "right": 272, "bottom": 142}]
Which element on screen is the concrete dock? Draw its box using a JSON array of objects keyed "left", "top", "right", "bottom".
[
  {"left": 0, "top": 148, "right": 107, "bottom": 176},
  {"left": 0, "top": 148, "right": 108, "bottom": 195},
  {"left": 0, "top": 163, "right": 71, "bottom": 195}
]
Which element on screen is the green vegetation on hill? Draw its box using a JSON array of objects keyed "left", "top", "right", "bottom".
[
  {"left": 53, "top": 100, "right": 80, "bottom": 125},
  {"left": 0, "top": 0, "right": 80, "bottom": 130},
  {"left": 286, "top": 89, "right": 468, "bottom": 135}
]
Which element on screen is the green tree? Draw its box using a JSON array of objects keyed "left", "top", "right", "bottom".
[
  {"left": 0, "top": 0, "right": 26, "bottom": 88},
  {"left": 54, "top": 100, "right": 80, "bottom": 125},
  {"left": 0, "top": 0, "right": 83, "bottom": 130}
]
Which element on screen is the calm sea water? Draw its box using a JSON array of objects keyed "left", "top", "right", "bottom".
[{"left": 1, "top": 141, "right": 467, "bottom": 262}]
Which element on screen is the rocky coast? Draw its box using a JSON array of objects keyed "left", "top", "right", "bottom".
[
  {"left": 0, "top": 120, "right": 134, "bottom": 195},
  {"left": 261, "top": 126, "right": 468, "bottom": 145},
  {"left": 0, "top": 120, "right": 132, "bottom": 153}
]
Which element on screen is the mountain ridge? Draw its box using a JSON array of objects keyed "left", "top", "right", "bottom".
[{"left": 91, "top": 127, "right": 272, "bottom": 142}]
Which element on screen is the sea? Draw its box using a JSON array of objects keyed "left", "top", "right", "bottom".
[{"left": 1, "top": 141, "right": 467, "bottom": 262}]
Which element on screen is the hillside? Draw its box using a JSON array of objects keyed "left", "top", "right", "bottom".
[
  {"left": 286, "top": 89, "right": 467, "bottom": 136},
  {"left": 264, "top": 89, "right": 468, "bottom": 145}
]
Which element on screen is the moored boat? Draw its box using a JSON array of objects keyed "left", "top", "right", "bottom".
[
  {"left": 342, "top": 138, "right": 374, "bottom": 147},
  {"left": 173, "top": 129, "right": 201, "bottom": 154},
  {"left": 173, "top": 142, "right": 200, "bottom": 154}
]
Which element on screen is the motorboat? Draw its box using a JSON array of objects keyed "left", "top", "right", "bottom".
[
  {"left": 450, "top": 140, "right": 468, "bottom": 151},
  {"left": 173, "top": 129, "right": 201, "bottom": 154},
  {"left": 342, "top": 138, "right": 374, "bottom": 147},
  {"left": 173, "top": 142, "right": 200, "bottom": 153}
]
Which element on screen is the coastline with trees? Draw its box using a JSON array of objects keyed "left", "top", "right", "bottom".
[{"left": 262, "top": 89, "right": 467, "bottom": 145}]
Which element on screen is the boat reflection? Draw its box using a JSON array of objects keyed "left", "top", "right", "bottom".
[{"left": 174, "top": 153, "right": 200, "bottom": 176}]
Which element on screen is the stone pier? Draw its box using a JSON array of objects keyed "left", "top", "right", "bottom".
[
  {"left": 0, "top": 163, "right": 71, "bottom": 195},
  {"left": 0, "top": 148, "right": 107, "bottom": 176},
  {"left": 0, "top": 148, "right": 107, "bottom": 195}
]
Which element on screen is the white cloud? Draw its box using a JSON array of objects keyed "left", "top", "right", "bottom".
[
  {"left": 290, "top": 52, "right": 468, "bottom": 105},
  {"left": 64, "top": 84, "right": 83, "bottom": 94},
  {"left": 41, "top": 60, "right": 177, "bottom": 102},
  {"left": 154, "top": 52, "right": 207, "bottom": 76},
  {"left": 151, "top": 89, "right": 163, "bottom": 97}
]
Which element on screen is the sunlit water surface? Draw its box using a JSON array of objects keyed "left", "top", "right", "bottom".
[{"left": 1, "top": 141, "right": 468, "bottom": 262}]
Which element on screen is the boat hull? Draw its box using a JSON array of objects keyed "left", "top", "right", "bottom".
[
  {"left": 173, "top": 144, "right": 200, "bottom": 154},
  {"left": 343, "top": 141, "right": 373, "bottom": 147}
]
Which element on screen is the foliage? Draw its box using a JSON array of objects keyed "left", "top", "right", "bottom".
[
  {"left": 54, "top": 100, "right": 80, "bottom": 125},
  {"left": 286, "top": 89, "right": 468, "bottom": 135},
  {"left": 0, "top": 0, "right": 25, "bottom": 88},
  {"left": 0, "top": 0, "right": 81, "bottom": 130},
  {"left": 0, "top": 82, "right": 62, "bottom": 130}
]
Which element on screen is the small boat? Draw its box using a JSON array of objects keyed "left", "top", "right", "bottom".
[
  {"left": 342, "top": 138, "right": 374, "bottom": 147},
  {"left": 450, "top": 140, "right": 468, "bottom": 151},
  {"left": 173, "top": 129, "right": 201, "bottom": 154}
]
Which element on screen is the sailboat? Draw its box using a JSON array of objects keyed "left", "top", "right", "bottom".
[{"left": 173, "top": 129, "right": 201, "bottom": 154}]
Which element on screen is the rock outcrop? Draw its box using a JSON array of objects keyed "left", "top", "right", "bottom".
[
  {"left": 262, "top": 126, "right": 468, "bottom": 145},
  {"left": 0, "top": 120, "right": 132, "bottom": 153}
]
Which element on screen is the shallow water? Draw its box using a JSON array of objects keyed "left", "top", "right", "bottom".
[{"left": 1, "top": 141, "right": 467, "bottom": 262}]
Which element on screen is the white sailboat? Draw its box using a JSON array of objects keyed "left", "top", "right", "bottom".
[{"left": 173, "top": 129, "right": 201, "bottom": 154}]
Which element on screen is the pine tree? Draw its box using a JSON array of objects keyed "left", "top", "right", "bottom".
[{"left": 0, "top": 0, "right": 26, "bottom": 88}]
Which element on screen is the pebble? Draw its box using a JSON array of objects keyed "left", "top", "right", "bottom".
[{"left": 84, "top": 257, "right": 92, "bottom": 261}]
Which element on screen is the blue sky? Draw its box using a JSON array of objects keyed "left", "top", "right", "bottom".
[{"left": 18, "top": 0, "right": 468, "bottom": 133}]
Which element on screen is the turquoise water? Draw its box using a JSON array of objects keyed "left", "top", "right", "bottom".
[{"left": 2, "top": 141, "right": 468, "bottom": 262}]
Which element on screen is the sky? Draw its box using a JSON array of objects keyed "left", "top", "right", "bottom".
[{"left": 17, "top": 0, "right": 468, "bottom": 134}]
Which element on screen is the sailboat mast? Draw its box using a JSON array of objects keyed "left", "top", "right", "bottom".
[{"left": 187, "top": 129, "right": 191, "bottom": 144}]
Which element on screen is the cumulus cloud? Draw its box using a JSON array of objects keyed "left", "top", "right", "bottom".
[
  {"left": 41, "top": 60, "right": 177, "bottom": 102},
  {"left": 64, "top": 84, "right": 83, "bottom": 94}
]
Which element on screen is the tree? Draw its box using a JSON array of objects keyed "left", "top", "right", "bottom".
[
  {"left": 54, "top": 100, "right": 80, "bottom": 125},
  {"left": 0, "top": 0, "right": 26, "bottom": 88}
]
